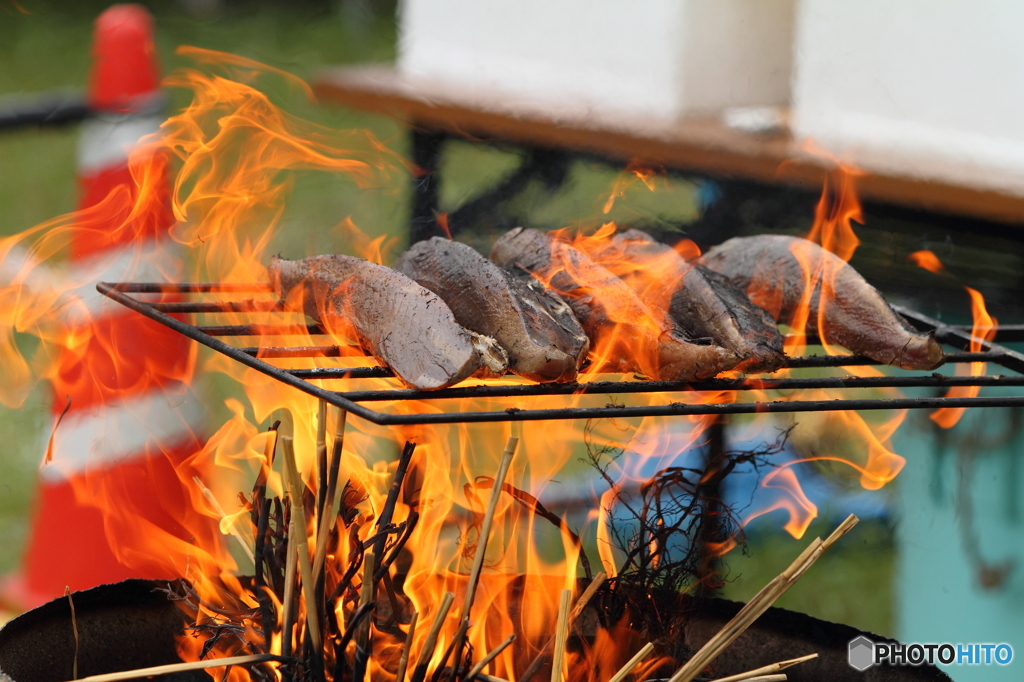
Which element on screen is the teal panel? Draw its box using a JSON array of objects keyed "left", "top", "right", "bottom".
[{"left": 894, "top": 399, "right": 1024, "bottom": 681}]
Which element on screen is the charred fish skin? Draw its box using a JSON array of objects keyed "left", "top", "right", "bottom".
[
  {"left": 586, "top": 229, "right": 786, "bottom": 374},
  {"left": 394, "top": 237, "right": 586, "bottom": 383},
  {"left": 703, "top": 235, "right": 944, "bottom": 370},
  {"left": 694, "top": 267, "right": 785, "bottom": 372},
  {"left": 503, "top": 266, "right": 591, "bottom": 367},
  {"left": 268, "top": 255, "right": 508, "bottom": 390},
  {"left": 490, "top": 228, "right": 741, "bottom": 381}
]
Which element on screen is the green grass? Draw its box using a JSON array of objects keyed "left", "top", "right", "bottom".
[
  {"left": 0, "top": 388, "right": 47, "bottom": 577},
  {"left": 720, "top": 520, "right": 896, "bottom": 637}
]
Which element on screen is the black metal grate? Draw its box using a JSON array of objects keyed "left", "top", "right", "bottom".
[{"left": 98, "top": 281, "right": 1024, "bottom": 426}]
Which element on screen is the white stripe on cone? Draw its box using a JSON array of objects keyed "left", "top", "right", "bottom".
[
  {"left": 0, "top": 237, "right": 183, "bottom": 323},
  {"left": 77, "top": 114, "right": 165, "bottom": 173},
  {"left": 41, "top": 383, "right": 204, "bottom": 481},
  {"left": 63, "top": 237, "right": 183, "bottom": 322}
]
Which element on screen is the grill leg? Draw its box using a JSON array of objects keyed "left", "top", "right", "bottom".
[
  {"left": 409, "top": 128, "right": 446, "bottom": 244},
  {"left": 697, "top": 417, "right": 727, "bottom": 596}
]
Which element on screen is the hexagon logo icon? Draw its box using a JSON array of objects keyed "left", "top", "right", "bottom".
[{"left": 849, "top": 636, "right": 875, "bottom": 671}]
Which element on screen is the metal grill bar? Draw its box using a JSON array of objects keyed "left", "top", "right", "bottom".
[
  {"left": 152, "top": 300, "right": 286, "bottom": 314},
  {"left": 198, "top": 324, "right": 326, "bottom": 337},
  {"left": 97, "top": 282, "right": 1024, "bottom": 426},
  {"left": 282, "top": 351, "right": 1006, "bottom": 378},
  {"left": 110, "top": 282, "right": 274, "bottom": 293},
  {"left": 892, "top": 304, "right": 1024, "bottom": 374},
  {"left": 324, "top": 373, "right": 1024, "bottom": 404}
]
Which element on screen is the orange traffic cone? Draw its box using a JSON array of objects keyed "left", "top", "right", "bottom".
[{"left": 8, "top": 4, "right": 206, "bottom": 608}]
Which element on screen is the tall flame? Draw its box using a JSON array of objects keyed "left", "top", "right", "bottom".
[
  {"left": 908, "top": 250, "right": 998, "bottom": 428},
  {"left": 732, "top": 164, "right": 906, "bottom": 529},
  {"left": 0, "top": 48, "right": 946, "bottom": 681}
]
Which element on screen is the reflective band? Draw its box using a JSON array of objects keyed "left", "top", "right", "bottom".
[
  {"left": 77, "top": 114, "right": 164, "bottom": 173},
  {"left": 63, "top": 236, "right": 183, "bottom": 322},
  {"left": 41, "top": 384, "right": 205, "bottom": 480}
]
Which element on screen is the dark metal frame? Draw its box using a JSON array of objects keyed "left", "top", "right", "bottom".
[{"left": 99, "top": 281, "right": 1024, "bottom": 426}]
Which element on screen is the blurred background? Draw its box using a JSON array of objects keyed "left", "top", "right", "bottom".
[{"left": 2, "top": 3, "right": 1024, "bottom": 679}]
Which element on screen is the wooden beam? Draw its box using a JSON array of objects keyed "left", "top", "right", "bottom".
[{"left": 314, "top": 65, "right": 1024, "bottom": 226}]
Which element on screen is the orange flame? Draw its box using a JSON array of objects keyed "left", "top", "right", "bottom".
[
  {"left": 907, "top": 250, "right": 944, "bottom": 274},
  {"left": 0, "top": 46, "right": 941, "bottom": 681},
  {"left": 601, "top": 161, "right": 662, "bottom": 214},
  {"left": 806, "top": 166, "right": 863, "bottom": 263},
  {"left": 908, "top": 249, "right": 998, "bottom": 428}
]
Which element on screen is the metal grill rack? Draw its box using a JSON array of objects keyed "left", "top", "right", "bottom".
[{"left": 98, "top": 281, "right": 1024, "bottom": 426}]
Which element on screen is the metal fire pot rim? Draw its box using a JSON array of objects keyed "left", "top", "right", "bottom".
[
  {"left": 0, "top": 577, "right": 952, "bottom": 682},
  {"left": 97, "top": 281, "right": 1024, "bottom": 426}
]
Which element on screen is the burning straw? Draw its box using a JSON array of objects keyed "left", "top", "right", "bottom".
[
  {"left": 668, "top": 515, "right": 858, "bottom": 682},
  {"left": 78, "top": 399, "right": 857, "bottom": 682}
]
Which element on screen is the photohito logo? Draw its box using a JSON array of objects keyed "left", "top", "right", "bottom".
[
  {"left": 848, "top": 636, "right": 1013, "bottom": 670},
  {"left": 849, "top": 636, "right": 875, "bottom": 671}
]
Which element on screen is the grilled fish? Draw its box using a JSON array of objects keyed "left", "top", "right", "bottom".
[
  {"left": 269, "top": 255, "right": 508, "bottom": 390},
  {"left": 490, "top": 228, "right": 741, "bottom": 381},
  {"left": 583, "top": 229, "right": 785, "bottom": 373},
  {"left": 703, "top": 235, "right": 943, "bottom": 370},
  {"left": 395, "top": 237, "right": 588, "bottom": 383}
]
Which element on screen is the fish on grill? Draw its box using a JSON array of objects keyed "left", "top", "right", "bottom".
[
  {"left": 269, "top": 255, "right": 508, "bottom": 390},
  {"left": 582, "top": 229, "right": 786, "bottom": 373},
  {"left": 703, "top": 235, "right": 944, "bottom": 370},
  {"left": 490, "top": 228, "right": 741, "bottom": 381},
  {"left": 395, "top": 237, "right": 588, "bottom": 383}
]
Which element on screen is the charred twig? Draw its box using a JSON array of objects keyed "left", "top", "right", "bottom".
[
  {"left": 409, "top": 591, "right": 455, "bottom": 682},
  {"left": 374, "top": 513, "right": 419, "bottom": 584},
  {"left": 371, "top": 441, "right": 417, "bottom": 586},
  {"left": 395, "top": 611, "right": 420, "bottom": 682},
  {"left": 379, "top": 571, "right": 407, "bottom": 635},
  {"left": 280, "top": 450, "right": 300, "bottom": 659},
  {"left": 65, "top": 587, "right": 79, "bottom": 680},
  {"left": 352, "top": 549, "right": 376, "bottom": 682},
  {"left": 281, "top": 436, "right": 323, "bottom": 680},
  {"left": 329, "top": 527, "right": 365, "bottom": 614},
  {"left": 338, "top": 479, "right": 366, "bottom": 526},
  {"left": 252, "top": 423, "right": 280, "bottom": 608},
  {"left": 316, "top": 400, "right": 328, "bottom": 520},
  {"left": 314, "top": 409, "right": 347, "bottom": 575},
  {"left": 464, "top": 633, "right": 515, "bottom": 681},
  {"left": 272, "top": 499, "right": 290, "bottom": 597},
  {"left": 334, "top": 601, "right": 376, "bottom": 682},
  {"left": 470, "top": 477, "right": 591, "bottom": 580},
  {"left": 667, "top": 515, "right": 858, "bottom": 682},
  {"left": 430, "top": 623, "right": 467, "bottom": 682},
  {"left": 578, "top": 424, "right": 792, "bottom": 660},
  {"left": 254, "top": 497, "right": 275, "bottom": 646},
  {"left": 188, "top": 620, "right": 250, "bottom": 660},
  {"left": 450, "top": 437, "right": 518, "bottom": 675},
  {"left": 254, "top": 422, "right": 280, "bottom": 494},
  {"left": 173, "top": 581, "right": 259, "bottom": 620}
]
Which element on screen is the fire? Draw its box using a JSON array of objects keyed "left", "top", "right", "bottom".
[
  {"left": 908, "top": 249, "right": 997, "bottom": 428},
  {"left": 601, "top": 161, "right": 663, "bottom": 215},
  {"left": 805, "top": 165, "right": 863, "bottom": 263},
  {"left": 560, "top": 163, "right": 904, "bottom": 538},
  {"left": 907, "top": 249, "right": 944, "bottom": 274},
  {"left": 0, "top": 45, "right": 949, "bottom": 682}
]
